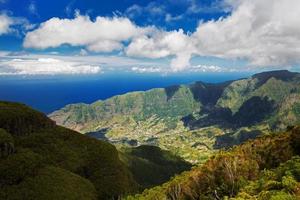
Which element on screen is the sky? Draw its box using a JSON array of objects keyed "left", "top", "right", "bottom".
[{"left": 1, "top": 0, "right": 300, "bottom": 75}]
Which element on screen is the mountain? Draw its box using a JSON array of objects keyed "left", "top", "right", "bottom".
[
  {"left": 126, "top": 126, "right": 300, "bottom": 199},
  {"left": 50, "top": 70, "right": 300, "bottom": 163},
  {"left": 0, "top": 101, "right": 190, "bottom": 200},
  {"left": 120, "top": 145, "right": 191, "bottom": 189}
]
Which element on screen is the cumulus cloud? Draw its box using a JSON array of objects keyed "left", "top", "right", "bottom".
[
  {"left": 0, "top": 58, "right": 101, "bottom": 75},
  {"left": 128, "top": 0, "right": 300, "bottom": 70},
  {"left": 0, "top": 13, "right": 34, "bottom": 36},
  {"left": 0, "top": 13, "right": 13, "bottom": 35},
  {"left": 22, "top": 0, "right": 300, "bottom": 71},
  {"left": 126, "top": 29, "right": 194, "bottom": 71},
  {"left": 23, "top": 13, "right": 150, "bottom": 52},
  {"left": 193, "top": 0, "right": 300, "bottom": 67}
]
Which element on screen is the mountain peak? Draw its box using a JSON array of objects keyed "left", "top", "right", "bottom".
[{"left": 252, "top": 70, "right": 299, "bottom": 86}]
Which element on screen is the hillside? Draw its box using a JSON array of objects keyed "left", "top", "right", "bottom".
[
  {"left": 0, "top": 101, "right": 190, "bottom": 199},
  {"left": 2, "top": 101, "right": 300, "bottom": 200},
  {"left": 125, "top": 126, "right": 300, "bottom": 199},
  {"left": 120, "top": 145, "right": 191, "bottom": 189},
  {"left": 50, "top": 70, "right": 300, "bottom": 164}
]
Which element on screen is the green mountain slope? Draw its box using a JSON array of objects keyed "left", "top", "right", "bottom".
[
  {"left": 49, "top": 81, "right": 230, "bottom": 163},
  {"left": 0, "top": 101, "right": 137, "bottom": 199},
  {"left": 126, "top": 126, "right": 300, "bottom": 199},
  {"left": 0, "top": 101, "right": 190, "bottom": 199},
  {"left": 50, "top": 70, "right": 300, "bottom": 164},
  {"left": 120, "top": 145, "right": 191, "bottom": 189}
]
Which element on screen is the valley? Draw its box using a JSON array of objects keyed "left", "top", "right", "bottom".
[{"left": 50, "top": 70, "right": 300, "bottom": 164}]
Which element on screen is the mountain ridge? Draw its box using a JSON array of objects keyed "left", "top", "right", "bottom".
[{"left": 49, "top": 70, "right": 300, "bottom": 163}]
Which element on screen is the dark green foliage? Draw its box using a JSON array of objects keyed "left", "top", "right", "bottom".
[
  {"left": 0, "top": 129, "right": 13, "bottom": 144},
  {"left": 253, "top": 70, "right": 298, "bottom": 87},
  {"left": 292, "top": 103, "right": 300, "bottom": 117},
  {"left": 121, "top": 145, "right": 192, "bottom": 189},
  {"left": 0, "top": 101, "right": 138, "bottom": 199},
  {"left": 165, "top": 85, "right": 181, "bottom": 101},
  {"left": 14, "top": 127, "right": 138, "bottom": 199},
  {"left": 182, "top": 106, "right": 233, "bottom": 129},
  {"left": 129, "top": 145, "right": 189, "bottom": 166},
  {"left": 214, "top": 129, "right": 262, "bottom": 149},
  {"left": 291, "top": 127, "right": 300, "bottom": 155},
  {"left": 183, "top": 96, "right": 275, "bottom": 131},
  {"left": 0, "top": 166, "right": 98, "bottom": 200},
  {"left": 0, "top": 101, "right": 193, "bottom": 199},
  {"left": 0, "top": 148, "right": 43, "bottom": 186},
  {"left": 0, "top": 129, "right": 15, "bottom": 157},
  {"left": 233, "top": 96, "right": 275, "bottom": 127},
  {"left": 189, "top": 81, "right": 231, "bottom": 105},
  {"left": 0, "top": 101, "right": 55, "bottom": 136}
]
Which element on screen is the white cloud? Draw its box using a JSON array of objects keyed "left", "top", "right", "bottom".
[
  {"left": 0, "top": 13, "right": 34, "bottom": 36},
  {"left": 0, "top": 52, "right": 166, "bottom": 75},
  {"left": 23, "top": 13, "right": 193, "bottom": 71},
  {"left": 0, "top": 13, "right": 13, "bottom": 35},
  {"left": 23, "top": 13, "right": 150, "bottom": 52},
  {"left": 126, "top": 29, "right": 194, "bottom": 71},
  {"left": 0, "top": 57, "right": 101, "bottom": 75},
  {"left": 127, "top": 0, "right": 300, "bottom": 70},
  {"left": 192, "top": 0, "right": 300, "bottom": 67},
  {"left": 22, "top": 0, "right": 300, "bottom": 71},
  {"left": 131, "top": 66, "right": 162, "bottom": 73},
  {"left": 0, "top": 51, "right": 10, "bottom": 56},
  {"left": 87, "top": 40, "right": 123, "bottom": 52},
  {"left": 189, "top": 65, "right": 223, "bottom": 72}
]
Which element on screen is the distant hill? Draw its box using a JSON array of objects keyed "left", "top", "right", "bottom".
[
  {"left": 0, "top": 101, "right": 190, "bottom": 199},
  {"left": 50, "top": 70, "right": 300, "bottom": 163}
]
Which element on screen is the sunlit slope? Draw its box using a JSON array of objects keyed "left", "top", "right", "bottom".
[
  {"left": 50, "top": 70, "right": 300, "bottom": 163},
  {"left": 126, "top": 126, "right": 300, "bottom": 199}
]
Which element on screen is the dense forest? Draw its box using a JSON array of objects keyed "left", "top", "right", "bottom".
[{"left": 0, "top": 101, "right": 190, "bottom": 199}]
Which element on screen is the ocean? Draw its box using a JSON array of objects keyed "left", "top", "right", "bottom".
[{"left": 0, "top": 72, "right": 251, "bottom": 114}]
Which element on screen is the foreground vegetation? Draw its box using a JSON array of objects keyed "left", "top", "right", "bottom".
[
  {"left": 2, "top": 97, "right": 300, "bottom": 199},
  {"left": 125, "top": 126, "right": 300, "bottom": 199},
  {"left": 0, "top": 101, "right": 190, "bottom": 199}
]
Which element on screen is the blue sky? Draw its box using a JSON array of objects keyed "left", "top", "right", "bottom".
[{"left": 0, "top": 0, "right": 300, "bottom": 75}]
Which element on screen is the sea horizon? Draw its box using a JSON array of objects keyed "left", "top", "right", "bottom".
[{"left": 0, "top": 71, "right": 252, "bottom": 113}]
